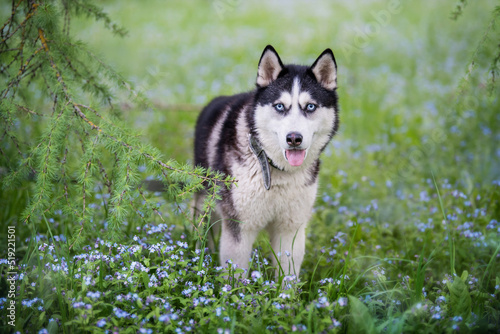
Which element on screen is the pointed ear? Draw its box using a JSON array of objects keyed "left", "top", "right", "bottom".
[
  {"left": 256, "top": 45, "right": 284, "bottom": 87},
  {"left": 311, "top": 49, "right": 337, "bottom": 90}
]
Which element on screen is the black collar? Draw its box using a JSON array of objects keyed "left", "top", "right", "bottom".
[{"left": 248, "top": 134, "right": 284, "bottom": 190}]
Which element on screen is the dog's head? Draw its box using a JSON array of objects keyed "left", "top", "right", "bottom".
[{"left": 251, "top": 45, "right": 339, "bottom": 171}]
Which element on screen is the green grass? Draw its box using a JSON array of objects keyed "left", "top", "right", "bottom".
[{"left": 1, "top": 0, "right": 500, "bottom": 333}]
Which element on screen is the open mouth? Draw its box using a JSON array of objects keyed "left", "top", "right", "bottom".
[{"left": 285, "top": 149, "right": 306, "bottom": 166}]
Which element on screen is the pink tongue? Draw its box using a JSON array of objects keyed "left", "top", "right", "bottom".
[{"left": 286, "top": 150, "right": 306, "bottom": 166}]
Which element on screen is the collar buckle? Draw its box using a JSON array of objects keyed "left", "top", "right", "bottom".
[{"left": 248, "top": 134, "right": 272, "bottom": 190}]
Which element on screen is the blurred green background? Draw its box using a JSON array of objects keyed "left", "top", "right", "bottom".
[{"left": 69, "top": 0, "right": 498, "bottom": 187}]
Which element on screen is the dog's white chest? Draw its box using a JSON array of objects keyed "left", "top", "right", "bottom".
[{"left": 226, "top": 158, "right": 318, "bottom": 231}]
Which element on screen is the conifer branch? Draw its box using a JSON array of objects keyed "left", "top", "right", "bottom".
[
  {"left": 1, "top": 0, "right": 234, "bottom": 246},
  {"left": 69, "top": 103, "right": 235, "bottom": 184},
  {"left": 194, "top": 184, "right": 220, "bottom": 241},
  {"left": 70, "top": 134, "right": 99, "bottom": 250},
  {"left": 1, "top": 2, "right": 38, "bottom": 44},
  {"left": 61, "top": 146, "right": 69, "bottom": 201},
  {"left": 138, "top": 187, "right": 165, "bottom": 223},
  {"left": 0, "top": 0, "right": 23, "bottom": 37},
  {"left": 16, "top": 103, "right": 44, "bottom": 117}
]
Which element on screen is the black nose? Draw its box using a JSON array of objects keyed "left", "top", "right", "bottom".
[{"left": 286, "top": 132, "right": 303, "bottom": 147}]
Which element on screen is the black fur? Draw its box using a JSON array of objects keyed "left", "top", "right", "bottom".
[
  {"left": 306, "top": 160, "right": 321, "bottom": 186},
  {"left": 194, "top": 48, "right": 339, "bottom": 243},
  {"left": 194, "top": 92, "right": 254, "bottom": 241}
]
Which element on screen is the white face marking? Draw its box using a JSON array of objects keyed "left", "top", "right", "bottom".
[
  {"left": 299, "top": 92, "right": 316, "bottom": 110},
  {"left": 254, "top": 77, "right": 336, "bottom": 169},
  {"left": 276, "top": 91, "right": 292, "bottom": 110},
  {"left": 291, "top": 77, "right": 300, "bottom": 110}
]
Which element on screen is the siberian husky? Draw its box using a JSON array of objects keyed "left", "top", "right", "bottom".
[{"left": 193, "top": 45, "right": 339, "bottom": 277}]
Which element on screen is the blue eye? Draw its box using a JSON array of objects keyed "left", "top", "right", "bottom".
[
  {"left": 306, "top": 103, "right": 317, "bottom": 112},
  {"left": 274, "top": 103, "right": 285, "bottom": 112}
]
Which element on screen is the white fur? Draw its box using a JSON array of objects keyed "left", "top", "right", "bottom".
[
  {"left": 219, "top": 110, "right": 318, "bottom": 275},
  {"left": 216, "top": 78, "right": 335, "bottom": 276},
  {"left": 207, "top": 108, "right": 230, "bottom": 167}
]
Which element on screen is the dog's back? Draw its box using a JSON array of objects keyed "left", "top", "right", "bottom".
[{"left": 194, "top": 92, "right": 253, "bottom": 172}]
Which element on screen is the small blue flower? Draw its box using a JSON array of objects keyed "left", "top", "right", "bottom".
[
  {"left": 114, "top": 307, "right": 131, "bottom": 318},
  {"left": 338, "top": 297, "right": 348, "bottom": 307},
  {"left": 86, "top": 291, "right": 101, "bottom": 300},
  {"left": 251, "top": 271, "right": 261, "bottom": 280}
]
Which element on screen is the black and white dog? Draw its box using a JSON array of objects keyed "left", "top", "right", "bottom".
[{"left": 194, "top": 45, "right": 339, "bottom": 276}]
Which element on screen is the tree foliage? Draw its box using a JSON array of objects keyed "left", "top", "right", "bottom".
[
  {"left": 0, "top": 0, "right": 231, "bottom": 247},
  {"left": 451, "top": 1, "right": 500, "bottom": 93}
]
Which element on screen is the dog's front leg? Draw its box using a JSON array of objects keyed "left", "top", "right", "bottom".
[
  {"left": 269, "top": 224, "right": 306, "bottom": 277},
  {"left": 219, "top": 219, "right": 257, "bottom": 276}
]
